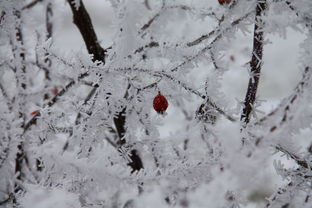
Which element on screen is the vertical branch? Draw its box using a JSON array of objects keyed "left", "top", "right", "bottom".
[
  {"left": 66, "top": 0, "right": 143, "bottom": 172},
  {"left": 44, "top": 2, "right": 53, "bottom": 69},
  {"left": 41, "top": 2, "right": 53, "bottom": 102},
  {"left": 66, "top": 0, "right": 105, "bottom": 63},
  {"left": 12, "top": 9, "right": 27, "bottom": 196},
  {"left": 13, "top": 10, "right": 26, "bottom": 91},
  {"left": 240, "top": 0, "right": 267, "bottom": 127}
]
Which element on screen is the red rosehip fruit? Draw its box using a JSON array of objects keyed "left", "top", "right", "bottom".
[
  {"left": 153, "top": 92, "right": 168, "bottom": 114},
  {"left": 53, "top": 87, "right": 58, "bottom": 95},
  {"left": 218, "top": 0, "right": 231, "bottom": 5}
]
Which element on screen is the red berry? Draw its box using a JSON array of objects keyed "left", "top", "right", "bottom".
[
  {"left": 230, "top": 55, "right": 235, "bottom": 62},
  {"left": 53, "top": 87, "right": 58, "bottom": 95},
  {"left": 153, "top": 92, "right": 168, "bottom": 114},
  {"left": 218, "top": 0, "right": 231, "bottom": 5},
  {"left": 30, "top": 110, "right": 39, "bottom": 116}
]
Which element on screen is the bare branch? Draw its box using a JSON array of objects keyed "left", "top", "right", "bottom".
[
  {"left": 66, "top": 0, "right": 105, "bottom": 63},
  {"left": 22, "top": 0, "right": 44, "bottom": 10}
]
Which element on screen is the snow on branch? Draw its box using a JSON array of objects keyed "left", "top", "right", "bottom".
[
  {"left": 275, "top": 145, "right": 310, "bottom": 170},
  {"left": 253, "top": 67, "right": 312, "bottom": 146},
  {"left": 241, "top": 0, "right": 267, "bottom": 127}
]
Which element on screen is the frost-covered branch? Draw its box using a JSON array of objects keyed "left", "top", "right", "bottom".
[
  {"left": 256, "top": 67, "right": 311, "bottom": 127},
  {"left": 66, "top": 0, "right": 105, "bottom": 63},
  {"left": 114, "top": 66, "right": 236, "bottom": 121},
  {"left": 44, "top": 2, "right": 53, "bottom": 69},
  {"left": 66, "top": 0, "right": 143, "bottom": 172},
  {"left": 254, "top": 67, "right": 312, "bottom": 146},
  {"left": 275, "top": 145, "right": 310, "bottom": 169},
  {"left": 241, "top": 0, "right": 267, "bottom": 127},
  {"left": 10, "top": 9, "right": 29, "bottom": 198},
  {"left": 23, "top": 71, "right": 89, "bottom": 132},
  {"left": 140, "top": 4, "right": 217, "bottom": 34},
  {"left": 186, "top": 10, "right": 251, "bottom": 47}
]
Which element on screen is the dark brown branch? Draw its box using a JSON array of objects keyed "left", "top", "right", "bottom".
[
  {"left": 187, "top": 12, "right": 251, "bottom": 46},
  {"left": 12, "top": 10, "right": 27, "bottom": 197},
  {"left": 46, "top": 3, "right": 53, "bottom": 39},
  {"left": 66, "top": 0, "right": 142, "bottom": 172},
  {"left": 13, "top": 10, "right": 26, "bottom": 76},
  {"left": 240, "top": 0, "right": 266, "bottom": 126},
  {"left": 0, "top": 82, "right": 12, "bottom": 111},
  {"left": 66, "top": 0, "right": 105, "bottom": 63},
  {"left": 114, "top": 107, "right": 127, "bottom": 146},
  {"left": 187, "top": 30, "right": 216, "bottom": 47},
  {"left": 0, "top": 193, "right": 14, "bottom": 206},
  {"left": 0, "top": 11, "right": 5, "bottom": 24},
  {"left": 134, "top": 41, "right": 159, "bottom": 54},
  {"left": 140, "top": 13, "right": 160, "bottom": 32},
  {"left": 74, "top": 83, "right": 99, "bottom": 126},
  {"left": 210, "top": 51, "right": 220, "bottom": 70},
  {"left": 186, "top": 2, "right": 249, "bottom": 47},
  {"left": 113, "top": 85, "right": 144, "bottom": 172},
  {"left": 140, "top": 5, "right": 218, "bottom": 34},
  {"left": 275, "top": 145, "right": 310, "bottom": 169},
  {"left": 44, "top": 2, "right": 53, "bottom": 70},
  {"left": 22, "top": 0, "right": 44, "bottom": 10}
]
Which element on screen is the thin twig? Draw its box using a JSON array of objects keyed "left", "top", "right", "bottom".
[
  {"left": 275, "top": 145, "right": 310, "bottom": 169},
  {"left": 140, "top": 5, "right": 217, "bottom": 34},
  {"left": 23, "top": 71, "right": 89, "bottom": 133},
  {"left": 256, "top": 67, "right": 310, "bottom": 126},
  {"left": 253, "top": 67, "right": 311, "bottom": 146},
  {"left": 114, "top": 67, "right": 236, "bottom": 122},
  {"left": 187, "top": 11, "right": 252, "bottom": 47}
]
